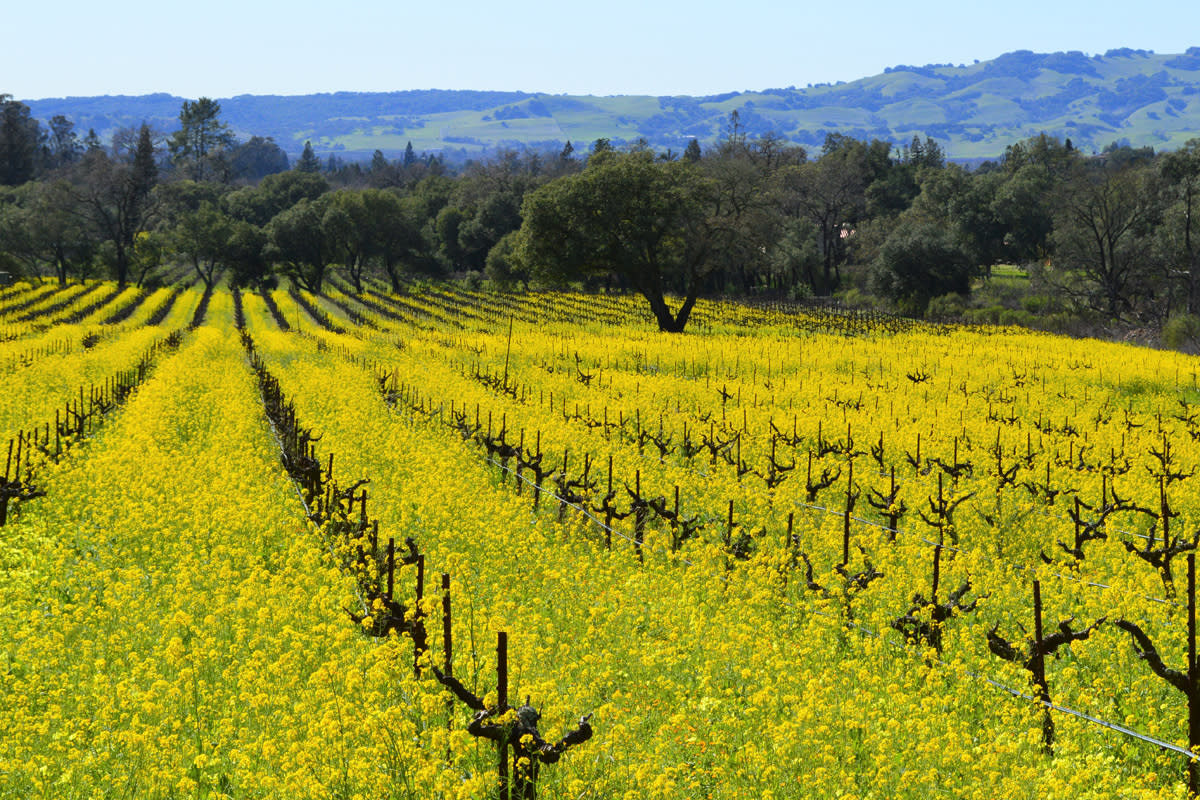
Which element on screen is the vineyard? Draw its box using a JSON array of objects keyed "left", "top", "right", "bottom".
[{"left": 5, "top": 276, "right": 1200, "bottom": 799}]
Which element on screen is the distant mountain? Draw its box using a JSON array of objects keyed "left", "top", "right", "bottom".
[{"left": 24, "top": 47, "right": 1200, "bottom": 162}]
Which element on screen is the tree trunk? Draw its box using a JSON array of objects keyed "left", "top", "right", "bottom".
[
  {"left": 644, "top": 288, "right": 697, "bottom": 333},
  {"left": 383, "top": 256, "right": 403, "bottom": 294},
  {"left": 54, "top": 245, "right": 68, "bottom": 287},
  {"left": 114, "top": 242, "right": 129, "bottom": 289}
]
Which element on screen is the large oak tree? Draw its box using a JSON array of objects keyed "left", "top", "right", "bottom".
[{"left": 516, "top": 149, "right": 714, "bottom": 332}]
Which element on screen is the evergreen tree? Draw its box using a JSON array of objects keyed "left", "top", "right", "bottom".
[
  {"left": 296, "top": 141, "right": 321, "bottom": 173},
  {"left": 683, "top": 138, "right": 702, "bottom": 163},
  {"left": 228, "top": 136, "right": 290, "bottom": 180},
  {"left": 168, "top": 97, "right": 234, "bottom": 181},
  {"left": 45, "top": 115, "right": 82, "bottom": 170},
  {"left": 132, "top": 124, "right": 158, "bottom": 213},
  {"left": 0, "top": 95, "right": 42, "bottom": 185},
  {"left": 366, "top": 149, "right": 399, "bottom": 188}
]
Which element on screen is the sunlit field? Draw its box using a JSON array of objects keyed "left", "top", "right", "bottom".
[{"left": 4, "top": 277, "right": 1200, "bottom": 799}]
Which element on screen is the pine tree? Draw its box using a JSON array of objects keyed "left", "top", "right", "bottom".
[
  {"left": 132, "top": 124, "right": 158, "bottom": 205},
  {"left": 168, "top": 97, "right": 234, "bottom": 180},
  {"left": 296, "top": 141, "right": 321, "bottom": 173},
  {"left": 0, "top": 94, "right": 41, "bottom": 185},
  {"left": 46, "top": 115, "right": 82, "bottom": 169}
]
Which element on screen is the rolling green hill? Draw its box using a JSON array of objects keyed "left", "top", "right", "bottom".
[{"left": 24, "top": 47, "right": 1200, "bottom": 162}]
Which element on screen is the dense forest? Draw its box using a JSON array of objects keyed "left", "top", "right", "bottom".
[{"left": 2, "top": 93, "right": 1200, "bottom": 340}]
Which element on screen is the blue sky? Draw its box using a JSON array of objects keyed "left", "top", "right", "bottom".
[{"left": 5, "top": 0, "right": 1199, "bottom": 100}]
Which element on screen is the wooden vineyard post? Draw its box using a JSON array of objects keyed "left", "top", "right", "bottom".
[
  {"left": 515, "top": 430, "right": 524, "bottom": 496},
  {"left": 434, "top": 628, "right": 593, "bottom": 800},
  {"left": 673, "top": 486, "right": 681, "bottom": 550},
  {"left": 842, "top": 460, "right": 854, "bottom": 569},
  {"left": 987, "top": 580, "right": 1102, "bottom": 759},
  {"left": 931, "top": 541, "right": 942, "bottom": 607},
  {"left": 530, "top": 431, "right": 544, "bottom": 511},
  {"left": 0, "top": 439, "right": 11, "bottom": 527},
  {"left": 497, "top": 631, "right": 509, "bottom": 799},
  {"left": 414, "top": 554, "right": 426, "bottom": 676},
  {"left": 443, "top": 572, "right": 453, "bottom": 761},
  {"left": 386, "top": 537, "right": 395, "bottom": 600},
  {"left": 1031, "top": 580, "right": 1053, "bottom": 756},
  {"left": 604, "top": 456, "right": 614, "bottom": 549},
  {"left": 929, "top": 542, "right": 943, "bottom": 648},
  {"left": 1190, "top": 554, "right": 1198, "bottom": 796},
  {"left": 442, "top": 573, "right": 453, "bottom": 675},
  {"left": 633, "top": 470, "right": 646, "bottom": 562},
  {"left": 890, "top": 538, "right": 979, "bottom": 654},
  {"left": 502, "top": 314, "right": 513, "bottom": 395},
  {"left": 557, "top": 448, "right": 568, "bottom": 522}
]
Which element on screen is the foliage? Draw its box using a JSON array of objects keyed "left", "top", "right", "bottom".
[
  {"left": 264, "top": 195, "right": 334, "bottom": 292},
  {"left": 925, "top": 292, "right": 968, "bottom": 320},
  {"left": 296, "top": 140, "right": 321, "bottom": 174},
  {"left": 228, "top": 135, "right": 290, "bottom": 181},
  {"left": 869, "top": 219, "right": 976, "bottom": 314},
  {"left": 168, "top": 97, "right": 236, "bottom": 181},
  {"left": 1050, "top": 161, "right": 1162, "bottom": 320},
  {"left": 0, "top": 95, "right": 42, "bottom": 186},
  {"left": 484, "top": 229, "right": 527, "bottom": 289},
  {"left": 516, "top": 149, "right": 714, "bottom": 331},
  {"left": 8, "top": 98, "right": 1200, "bottom": 341},
  {"left": 1161, "top": 312, "right": 1200, "bottom": 351},
  {"left": 59, "top": 128, "right": 159, "bottom": 287}
]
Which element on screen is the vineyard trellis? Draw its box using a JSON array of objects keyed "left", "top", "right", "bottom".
[
  {"left": 311, "top": 300, "right": 1200, "bottom": 790},
  {"left": 0, "top": 329, "right": 184, "bottom": 525},
  {"left": 11, "top": 278, "right": 1200, "bottom": 798},
  {"left": 241, "top": 328, "right": 597, "bottom": 799}
]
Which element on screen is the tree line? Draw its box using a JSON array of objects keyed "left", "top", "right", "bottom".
[{"left": 2, "top": 94, "right": 1199, "bottom": 334}]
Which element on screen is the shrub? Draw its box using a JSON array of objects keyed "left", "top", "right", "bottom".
[
  {"left": 837, "top": 287, "right": 869, "bottom": 308},
  {"left": 868, "top": 220, "right": 975, "bottom": 311},
  {"left": 1021, "top": 295, "right": 1048, "bottom": 314},
  {"left": 926, "top": 293, "right": 967, "bottom": 320},
  {"left": 787, "top": 281, "right": 813, "bottom": 303},
  {"left": 1162, "top": 313, "right": 1200, "bottom": 352},
  {"left": 963, "top": 305, "right": 1005, "bottom": 325},
  {"left": 998, "top": 308, "right": 1035, "bottom": 327}
]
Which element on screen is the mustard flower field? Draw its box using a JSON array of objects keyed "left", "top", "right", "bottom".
[{"left": 4, "top": 277, "right": 1200, "bottom": 799}]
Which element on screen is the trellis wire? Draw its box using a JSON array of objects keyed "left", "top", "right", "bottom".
[{"left": 481, "top": 449, "right": 1199, "bottom": 764}]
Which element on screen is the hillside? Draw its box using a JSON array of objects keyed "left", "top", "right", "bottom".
[{"left": 23, "top": 47, "right": 1200, "bottom": 161}]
